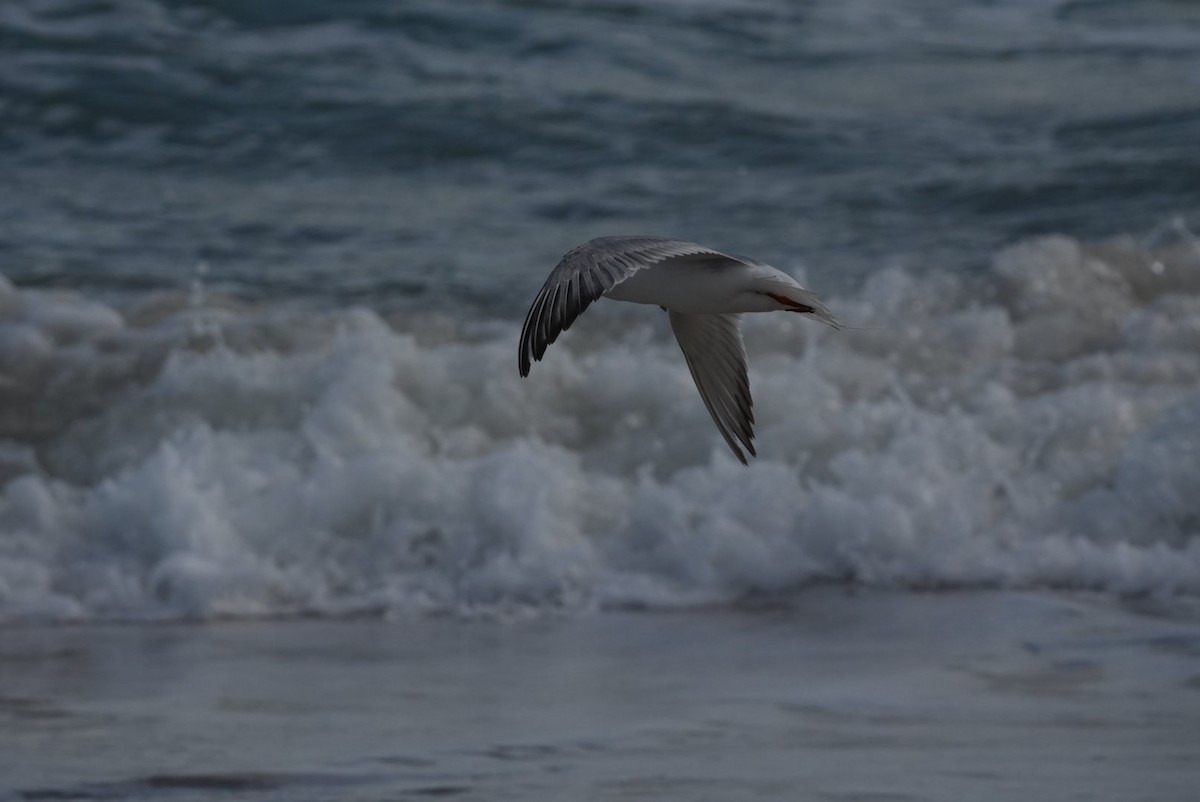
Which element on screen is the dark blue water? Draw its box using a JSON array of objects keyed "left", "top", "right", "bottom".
[{"left": 4, "top": 0, "right": 1199, "bottom": 311}]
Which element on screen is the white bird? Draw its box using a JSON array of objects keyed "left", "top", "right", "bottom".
[{"left": 519, "top": 236, "right": 840, "bottom": 463}]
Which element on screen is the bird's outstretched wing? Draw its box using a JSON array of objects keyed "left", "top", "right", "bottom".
[
  {"left": 518, "top": 237, "right": 724, "bottom": 376},
  {"left": 668, "top": 310, "right": 755, "bottom": 464}
]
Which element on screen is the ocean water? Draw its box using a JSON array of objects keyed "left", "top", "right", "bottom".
[
  {"left": 2, "top": 0, "right": 1199, "bottom": 623},
  {"left": 2, "top": 592, "right": 1198, "bottom": 801},
  {"left": 2, "top": 1, "right": 1200, "bottom": 798},
  {"left": 4, "top": 0, "right": 1200, "bottom": 306}
]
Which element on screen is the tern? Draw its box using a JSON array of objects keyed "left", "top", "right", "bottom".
[{"left": 518, "top": 237, "right": 840, "bottom": 463}]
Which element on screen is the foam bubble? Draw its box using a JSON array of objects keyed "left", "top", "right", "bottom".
[{"left": 1, "top": 233, "right": 1198, "bottom": 622}]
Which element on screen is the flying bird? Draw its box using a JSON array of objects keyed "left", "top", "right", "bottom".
[{"left": 518, "top": 237, "right": 840, "bottom": 463}]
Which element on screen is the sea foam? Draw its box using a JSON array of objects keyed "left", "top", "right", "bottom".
[{"left": 1, "top": 234, "right": 1198, "bottom": 622}]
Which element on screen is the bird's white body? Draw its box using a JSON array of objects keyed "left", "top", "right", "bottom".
[
  {"left": 603, "top": 257, "right": 794, "bottom": 314},
  {"left": 519, "top": 236, "right": 839, "bottom": 463}
]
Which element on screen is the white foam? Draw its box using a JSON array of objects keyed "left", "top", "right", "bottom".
[{"left": 1, "top": 233, "right": 1198, "bottom": 621}]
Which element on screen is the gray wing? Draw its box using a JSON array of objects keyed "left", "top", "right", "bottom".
[
  {"left": 667, "top": 310, "right": 756, "bottom": 464},
  {"left": 518, "top": 236, "right": 722, "bottom": 376}
]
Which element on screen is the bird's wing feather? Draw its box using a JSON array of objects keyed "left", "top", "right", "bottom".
[
  {"left": 668, "top": 310, "right": 756, "bottom": 464},
  {"left": 518, "top": 237, "right": 727, "bottom": 376}
]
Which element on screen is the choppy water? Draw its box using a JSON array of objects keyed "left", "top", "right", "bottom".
[
  {"left": 4, "top": 0, "right": 1200, "bottom": 303},
  {"left": 1, "top": 0, "right": 1199, "bottom": 623}
]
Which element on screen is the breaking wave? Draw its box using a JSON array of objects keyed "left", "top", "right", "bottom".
[{"left": 1, "top": 232, "right": 1199, "bottom": 622}]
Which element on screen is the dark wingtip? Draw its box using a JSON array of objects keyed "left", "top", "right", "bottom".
[{"left": 731, "top": 438, "right": 756, "bottom": 465}]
